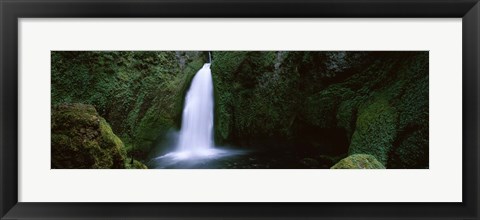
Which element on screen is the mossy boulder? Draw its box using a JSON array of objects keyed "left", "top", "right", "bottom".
[
  {"left": 50, "top": 51, "right": 429, "bottom": 169},
  {"left": 125, "top": 159, "right": 149, "bottom": 169},
  {"left": 348, "top": 98, "right": 397, "bottom": 165},
  {"left": 51, "top": 103, "right": 146, "bottom": 169},
  {"left": 51, "top": 51, "right": 207, "bottom": 162},
  {"left": 331, "top": 154, "right": 385, "bottom": 169},
  {"left": 211, "top": 52, "right": 428, "bottom": 168}
]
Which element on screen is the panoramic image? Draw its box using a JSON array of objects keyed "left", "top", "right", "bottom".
[{"left": 51, "top": 51, "right": 428, "bottom": 169}]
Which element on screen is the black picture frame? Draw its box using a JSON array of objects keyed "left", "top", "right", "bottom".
[{"left": 1, "top": 0, "right": 479, "bottom": 219}]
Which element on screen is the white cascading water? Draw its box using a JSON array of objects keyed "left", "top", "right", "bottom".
[
  {"left": 152, "top": 57, "right": 244, "bottom": 167},
  {"left": 176, "top": 63, "right": 215, "bottom": 156}
]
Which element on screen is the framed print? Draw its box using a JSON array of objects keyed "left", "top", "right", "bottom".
[{"left": 1, "top": 0, "right": 479, "bottom": 219}]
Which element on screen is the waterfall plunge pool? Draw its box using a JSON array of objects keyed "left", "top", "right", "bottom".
[
  {"left": 149, "top": 62, "right": 249, "bottom": 168},
  {"left": 147, "top": 62, "right": 342, "bottom": 169},
  {"left": 148, "top": 147, "right": 248, "bottom": 169}
]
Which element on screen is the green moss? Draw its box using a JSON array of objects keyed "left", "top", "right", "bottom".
[
  {"left": 331, "top": 154, "right": 385, "bottom": 169},
  {"left": 388, "top": 53, "right": 429, "bottom": 168},
  {"left": 125, "top": 159, "right": 148, "bottom": 169},
  {"left": 52, "top": 51, "right": 206, "bottom": 161},
  {"left": 394, "top": 56, "right": 429, "bottom": 130},
  {"left": 212, "top": 51, "right": 304, "bottom": 144},
  {"left": 332, "top": 53, "right": 428, "bottom": 168},
  {"left": 303, "top": 85, "right": 354, "bottom": 128},
  {"left": 336, "top": 95, "right": 369, "bottom": 141},
  {"left": 98, "top": 118, "right": 127, "bottom": 168},
  {"left": 99, "top": 118, "right": 123, "bottom": 149},
  {"left": 129, "top": 58, "right": 205, "bottom": 158},
  {"left": 389, "top": 127, "right": 428, "bottom": 168},
  {"left": 215, "top": 94, "right": 234, "bottom": 143},
  {"left": 348, "top": 98, "right": 397, "bottom": 165},
  {"left": 52, "top": 51, "right": 429, "bottom": 168},
  {"left": 211, "top": 52, "right": 248, "bottom": 78},
  {"left": 132, "top": 104, "right": 174, "bottom": 156},
  {"left": 51, "top": 103, "right": 128, "bottom": 169},
  {"left": 211, "top": 51, "right": 248, "bottom": 144}
]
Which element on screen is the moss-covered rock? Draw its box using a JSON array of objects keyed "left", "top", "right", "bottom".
[
  {"left": 131, "top": 58, "right": 204, "bottom": 158},
  {"left": 51, "top": 51, "right": 207, "bottom": 162},
  {"left": 211, "top": 52, "right": 427, "bottom": 167},
  {"left": 331, "top": 154, "right": 385, "bottom": 169},
  {"left": 388, "top": 54, "right": 429, "bottom": 168},
  {"left": 348, "top": 98, "right": 397, "bottom": 165},
  {"left": 388, "top": 127, "right": 428, "bottom": 168},
  {"left": 336, "top": 95, "right": 368, "bottom": 141},
  {"left": 52, "top": 51, "right": 429, "bottom": 169},
  {"left": 125, "top": 159, "right": 149, "bottom": 169},
  {"left": 51, "top": 103, "right": 146, "bottom": 169},
  {"left": 211, "top": 51, "right": 249, "bottom": 144},
  {"left": 303, "top": 85, "right": 354, "bottom": 129},
  {"left": 212, "top": 51, "right": 303, "bottom": 145}
]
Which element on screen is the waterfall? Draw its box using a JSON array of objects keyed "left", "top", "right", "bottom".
[
  {"left": 178, "top": 63, "right": 214, "bottom": 151},
  {"left": 152, "top": 60, "right": 243, "bottom": 167},
  {"left": 169, "top": 63, "right": 216, "bottom": 160}
]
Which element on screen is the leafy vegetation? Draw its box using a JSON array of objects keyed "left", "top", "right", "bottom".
[
  {"left": 51, "top": 51, "right": 428, "bottom": 169},
  {"left": 212, "top": 51, "right": 428, "bottom": 168},
  {"left": 52, "top": 51, "right": 206, "bottom": 163},
  {"left": 51, "top": 103, "right": 146, "bottom": 169}
]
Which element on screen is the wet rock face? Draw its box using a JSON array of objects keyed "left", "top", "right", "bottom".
[
  {"left": 331, "top": 154, "right": 385, "bottom": 169},
  {"left": 51, "top": 103, "right": 130, "bottom": 169},
  {"left": 51, "top": 51, "right": 207, "bottom": 163},
  {"left": 175, "top": 51, "right": 205, "bottom": 70},
  {"left": 212, "top": 51, "right": 428, "bottom": 169}
]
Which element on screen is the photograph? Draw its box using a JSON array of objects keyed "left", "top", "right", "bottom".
[
  {"left": 3, "top": 0, "right": 477, "bottom": 218},
  {"left": 51, "top": 51, "right": 428, "bottom": 169}
]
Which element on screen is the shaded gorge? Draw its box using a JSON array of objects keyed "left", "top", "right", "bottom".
[{"left": 51, "top": 51, "right": 428, "bottom": 169}]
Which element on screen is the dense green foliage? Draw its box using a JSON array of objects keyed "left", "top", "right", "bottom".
[
  {"left": 52, "top": 51, "right": 205, "bottom": 162},
  {"left": 52, "top": 51, "right": 428, "bottom": 169},
  {"left": 212, "top": 52, "right": 300, "bottom": 146},
  {"left": 51, "top": 103, "right": 147, "bottom": 169},
  {"left": 212, "top": 51, "right": 428, "bottom": 168},
  {"left": 349, "top": 98, "right": 397, "bottom": 165}
]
